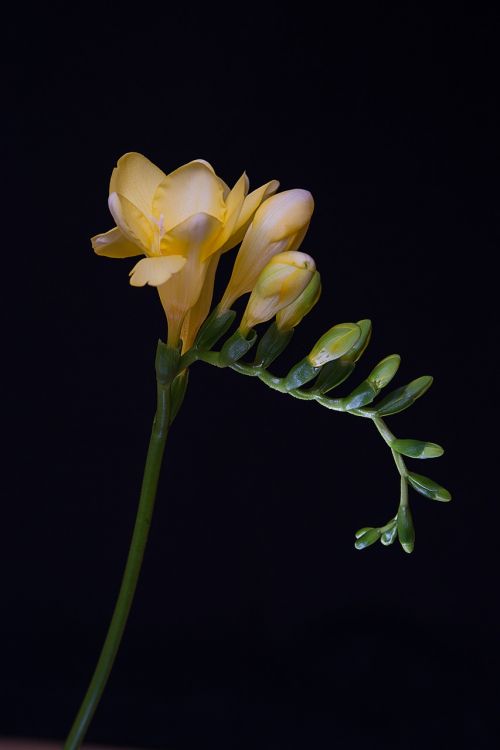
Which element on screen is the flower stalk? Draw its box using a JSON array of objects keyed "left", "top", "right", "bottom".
[{"left": 64, "top": 341, "right": 177, "bottom": 750}]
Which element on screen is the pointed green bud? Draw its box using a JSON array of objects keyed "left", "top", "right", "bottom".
[
  {"left": 354, "top": 527, "right": 382, "bottom": 550},
  {"left": 392, "top": 439, "right": 444, "bottom": 459},
  {"left": 239, "top": 251, "right": 316, "bottom": 334},
  {"left": 308, "top": 323, "right": 361, "bottom": 367},
  {"left": 349, "top": 319, "right": 372, "bottom": 362},
  {"left": 194, "top": 307, "right": 237, "bottom": 351},
  {"left": 155, "top": 340, "right": 180, "bottom": 386},
  {"left": 276, "top": 271, "right": 321, "bottom": 330},
  {"left": 284, "top": 357, "right": 321, "bottom": 390},
  {"left": 219, "top": 329, "right": 258, "bottom": 367},
  {"left": 397, "top": 505, "right": 415, "bottom": 553},
  {"left": 407, "top": 472, "right": 451, "bottom": 502},
  {"left": 372, "top": 376, "right": 433, "bottom": 417},
  {"left": 367, "top": 354, "right": 401, "bottom": 391},
  {"left": 253, "top": 322, "right": 294, "bottom": 369},
  {"left": 381, "top": 523, "right": 398, "bottom": 546},
  {"left": 355, "top": 526, "right": 374, "bottom": 539}
]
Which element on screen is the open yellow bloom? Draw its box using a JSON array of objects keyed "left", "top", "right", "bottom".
[{"left": 91, "top": 153, "right": 278, "bottom": 343}]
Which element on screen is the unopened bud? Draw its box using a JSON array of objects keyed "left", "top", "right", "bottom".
[
  {"left": 276, "top": 271, "right": 321, "bottom": 330},
  {"left": 239, "top": 251, "right": 316, "bottom": 334},
  {"left": 308, "top": 323, "right": 361, "bottom": 367},
  {"left": 367, "top": 354, "right": 401, "bottom": 391}
]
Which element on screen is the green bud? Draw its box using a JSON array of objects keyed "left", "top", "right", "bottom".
[
  {"left": 380, "top": 523, "right": 398, "bottom": 546},
  {"left": 397, "top": 505, "right": 415, "bottom": 553},
  {"left": 194, "top": 307, "right": 237, "bottom": 351},
  {"left": 219, "top": 329, "right": 258, "bottom": 366},
  {"left": 342, "top": 380, "right": 378, "bottom": 410},
  {"left": 253, "top": 322, "right": 294, "bottom": 368},
  {"left": 407, "top": 472, "right": 451, "bottom": 502},
  {"left": 355, "top": 526, "right": 374, "bottom": 539},
  {"left": 372, "top": 376, "right": 433, "bottom": 417},
  {"left": 355, "top": 527, "right": 382, "bottom": 550},
  {"left": 284, "top": 357, "right": 321, "bottom": 390},
  {"left": 350, "top": 319, "right": 372, "bottom": 361},
  {"left": 155, "top": 340, "right": 180, "bottom": 386},
  {"left": 367, "top": 354, "right": 401, "bottom": 391},
  {"left": 392, "top": 439, "right": 444, "bottom": 459},
  {"left": 276, "top": 271, "right": 322, "bottom": 330},
  {"left": 308, "top": 323, "right": 361, "bottom": 367}
]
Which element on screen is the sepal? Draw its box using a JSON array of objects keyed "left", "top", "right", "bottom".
[
  {"left": 392, "top": 439, "right": 444, "bottom": 459},
  {"left": 253, "top": 322, "right": 294, "bottom": 368},
  {"left": 372, "top": 376, "right": 433, "bottom": 417},
  {"left": 219, "top": 329, "right": 258, "bottom": 366},
  {"left": 407, "top": 472, "right": 451, "bottom": 502},
  {"left": 284, "top": 357, "right": 322, "bottom": 390},
  {"left": 155, "top": 340, "right": 180, "bottom": 385},
  {"left": 194, "top": 307, "right": 237, "bottom": 351}
]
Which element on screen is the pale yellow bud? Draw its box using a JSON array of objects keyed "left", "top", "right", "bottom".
[
  {"left": 276, "top": 270, "right": 321, "bottom": 330},
  {"left": 220, "top": 189, "right": 314, "bottom": 310},
  {"left": 239, "top": 251, "right": 316, "bottom": 334}
]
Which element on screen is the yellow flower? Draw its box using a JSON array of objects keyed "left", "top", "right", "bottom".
[
  {"left": 219, "top": 189, "right": 314, "bottom": 311},
  {"left": 239, "top": 251, "right": 317, "bottom": 334},
  {"left": 91, "top": 153, "right": 278, "bottom": 344}
]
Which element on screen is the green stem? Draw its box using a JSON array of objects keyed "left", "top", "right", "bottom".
[{"left": 64, "top": 348, "right": 173, "bottom": 750}]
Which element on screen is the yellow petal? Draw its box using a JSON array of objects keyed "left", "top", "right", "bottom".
[
  {"left": 161, "top": 212, "right": 223, "bottom": 259},
  {"left": 108, "top": 192, "right": 152, "bottom": 252},
  {"left": 91, "top": 226, "right": 143, "bottom": 258},
  {"left": 220, "top": 189, "right": 314, "bottom": 307},
  {"left": 200, "top": 172, "right": 248, "bottom": 261},
  {"left": 129, "top": 255, "right": 186, "bottom": 287},
  {"left": 219, "top": 179, "right": 280, "bottom": 253},
  {"left": 110, "top": 152, "right": 166, "bottom": 217},
  {"left": 180, "top": 250, "right": 221, "bottom": 352},
  {"left": 190, "top": 159, "right": 231, "bottom": 198},
  {"left": 153, "top": 161, "right": 225, "bottom": 231}
]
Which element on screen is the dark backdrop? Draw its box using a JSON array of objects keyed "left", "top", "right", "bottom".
[{"left": 3, "top": 4, "right": 498, "bottom": 749}]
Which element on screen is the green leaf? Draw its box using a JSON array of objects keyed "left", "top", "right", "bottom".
[
  {"left": 392, "top": 439, "right": 444, "bottom": 459},
  {"left": 284, "top": 357, "right": 322, "bottom": 391},
  {"left": 342, "top": 380, "right": 378, "bottom": 410},
  {"left": 407, "top": 472, "right": 451, "bottom": 502},
  {"left": 397, "top": 505, "right": 415, "bottom": 553},
  {"left": 219, "top": 329, "right": 258, "bottom": 366},
  {"left": 253, "top": 322, "right": 294, "bottom": 368},
  {"left": 195, "top": 307, "right": 236, "bottom": 350},
  {"left": 354, "top": 527, "right": 382, "bottom": 550},
  {"left": 372, "top": 376, "right": 433, "bottom": 417}
]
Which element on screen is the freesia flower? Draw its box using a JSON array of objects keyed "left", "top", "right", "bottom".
[
  {"left": 91, "top": 153, "right": 278, "bottom": 344},
  {"left": 219, "top": 189, "right": 314, "bottom": 311}
]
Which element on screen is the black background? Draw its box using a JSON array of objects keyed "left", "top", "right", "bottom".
[{"left": 3, "top": 3, "right": 499, "bottom": 748}]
